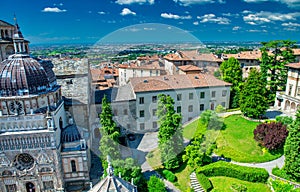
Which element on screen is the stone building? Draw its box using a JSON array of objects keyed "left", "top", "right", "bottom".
[
  {"left": 0, "top": 19, "right": 89, "bottom": 192},
  {"left": 110, "top": 74, "right": 231, "bottom": 133},
  {"left": 0, "top": 19, "right": 29, "bottom": 62},
  {"left": 275, "top": 62, "right": 300, "bottom": 113}
]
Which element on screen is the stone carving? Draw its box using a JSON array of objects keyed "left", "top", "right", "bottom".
[{"left": 0, "top": 153, "right": 10, "bottom": 166}]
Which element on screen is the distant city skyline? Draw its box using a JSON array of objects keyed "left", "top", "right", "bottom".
[{"left": 1, "top": 0, "right": 300, "bottom": 44}]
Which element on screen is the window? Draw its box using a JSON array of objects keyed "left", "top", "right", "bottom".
[
  {"left": 140, "top": 123, "right": 145, "bottom": 130},
  {"left": 200, "top": 104, "right": 204, "bottom": 111},
  {"left": 212, "top": 91, "right": 216, "bottom": 98},
  {"left": 43, "top": 181, "right": 54, "bottom": 190},
  {"left": 127, "top": 124, "right": 130, "bottom": 129},
  {"left": 222, "top": 90, "right": 227, "bottom": 97},
  {"left": 152, "top": 96, "right": 157, "bottom": 103},
  {"left": 139, "top": 97, "right": 144, "bottom": 104},
  {"left": 113, "top": 109, "right": 118, "bottom": 116},
  {"left": 150, "top": 70, "right": 152, "bottom": 76},
  {"left": 152, "top": 109, "right": 157, "bottom": 116},
  {"left": 200, "top": 92, "right": 205, "bottom": 99},
  {"left": 188, "top": 105, "right": 193, "bottom": 112},
  {"left": 297, "top": 87, "right": 300, "bottom": 96},
  {"left": 140, "top": 110, "right": 145, "bottom": 118},
  {"left": 221, "top": 102, "right": 226, "bottom": 107},
  {"left": 71, "top": 160, "right": 76, "bottom": 172},
  {"left": 153, "top": 122, "right": 157, "bottom": 129},
  {"left": 123, "top": 109, "right": 128, "bottom": 115},
  {"left": 6, "top": 184, "right": 17, "bottom": 192},
  {"left": 189, "top": 93, "right": 193, "bottom": 100},
  {"left": 177, "top": 94, "right": 182, "bottom": 101},
  {"left": 289, "top": 84, "right": 293, "bottom": 96},
  {"left": 177, "top": 106, "right": 181, "bottom": 113}
]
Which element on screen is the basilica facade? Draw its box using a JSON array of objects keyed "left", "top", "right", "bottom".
[{"left": 0, "top": 20, "right": 90, "bottom": 191}]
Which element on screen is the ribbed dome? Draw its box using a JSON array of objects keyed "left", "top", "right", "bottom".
[
  {"left": 0, "top": 54, "right": 57, "bottom": 97},
  {"left": 61, "top": 124, "right": 82, "bottom": 143}
]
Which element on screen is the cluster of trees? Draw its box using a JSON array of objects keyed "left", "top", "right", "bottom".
[
  {"left": 157, "top": 94, "right": 184, "bottom": 170},
  {"left": 183, "top": 110, "right": 222, "bottom": 168},
  {"left": 99, "top": 96, "right": 147, "bottom": 191},
  {"left": 220, "top": 40, "right": 297, "bottom": 119}
]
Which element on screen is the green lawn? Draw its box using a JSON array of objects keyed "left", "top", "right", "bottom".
[
  {"left": 209, "top": 176, "right": 271, "bottom": 192},
  {"left": 214, "top": 115, "right": 283, "bottom": 163},
  {"left": 183, "top": 117, "right": 206, "bottom": 140}
]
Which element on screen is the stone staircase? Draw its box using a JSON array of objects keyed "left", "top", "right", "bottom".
[{"left": 190, "top": 172, "right": 205, "bottom": 192}]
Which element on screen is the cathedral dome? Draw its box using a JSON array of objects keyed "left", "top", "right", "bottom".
[{"left": 0, "top": 54, "right": 57, "bottom": 97}]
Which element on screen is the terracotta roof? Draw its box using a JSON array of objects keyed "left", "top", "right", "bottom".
[
  {"left": 164, "top": 50, "right": 222, "bottom": 62},
  {"left": 90, "top": 67, "right": 118, "bottom": 81},
  {"left": 293, "top": 48, "right": 300, "bottom": 56},
  {"left": 130, "top": 74, "right": 231, "bottom": 93},
  {"left": 223, "top": 51, "right": 262, "bottom": 60},
  {"left": 119, "top": 61, "right": 163, "bottom": 70},
  {"left": 178, "top": 65, "right": 202, "bottom": 72},
  {"left": 286, "top": 62, "right": 300, "bottom": 69}
]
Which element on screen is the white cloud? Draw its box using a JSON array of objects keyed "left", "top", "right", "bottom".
[
  {"left": 242, "top": 0, "right": 300, "bottom": 8},
  {"left": 243, "top": 11, "right": 300, "bottom": 25},
  {"left": 222, "top": 13, "right": 239, "bottom": 17},
  {"left": 161, "top": 13, "right": 192, "bottom": 19},
  {"left": 282, "top": 22, "right": 300, "bottom": 26},
  {"left": 197, "top": 14, "right": 230, "bottom": 24},
  {"left": 247, "top": 29, "right": 268, "bottom": 32},
  {"left": 120, "top": 8, "right": 136, "bottom": 16},
  {"left": 116, "top": 0, "right": 154, "bottom": 5},
  {"left": 98, "top": 11, "right": 106, "bottom": 15},
  {"left": 173, "top": 0, "right": 224, "bottom": 6},
  {"left": 193, "top": 21, "right": 199, "bottom": 25},
  {"left": 42, "top": 7, "right": 67, "bottom": 13},
  {"left": 232, "top": 26, "right": 241, "bottom": 30}
]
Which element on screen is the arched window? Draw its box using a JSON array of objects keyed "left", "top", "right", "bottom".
[{"left": 71, "top": 160, "right": 76, "bottom": 172}]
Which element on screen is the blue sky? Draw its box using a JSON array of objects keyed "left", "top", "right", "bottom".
[{"left": 1, "top": 0, "right": 300, "bottom": 44}]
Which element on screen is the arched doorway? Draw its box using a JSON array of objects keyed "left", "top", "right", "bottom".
[
  {"left": 291, "top": 102, "right": 296, "bottom": 112},
  {"left": 26, "top": 182, "right": 35, "bottom": 192},
  {"left": 285, "top": 100, "right": 291, "bottom": 111}
]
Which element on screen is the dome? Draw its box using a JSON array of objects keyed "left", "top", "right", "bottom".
[
  {"left": 0, "top": 54, "right": 57, "bottom": 97},
  {"left": 61, "top": 124, "right": 82, "bottom": 143}
]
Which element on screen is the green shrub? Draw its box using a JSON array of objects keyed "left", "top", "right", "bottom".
[
  {"left": 276, "top": 116, "right": 294, "bottom": 126},
  {"left": 146, "top": 151, "right": 154, "bottom": 158},
  {"left": 196, "top": 161, "right": 269, "bottom": 183},
  {"left": 162, "top": 169, "right": 177, "bottom": 182},
  {"left": 272, "top": 167, "right": 299, "bottom": 183},
  {"left": 215, "top": 105, "right": 226, "bottom": 113},
  {"left": 196, "top": 173, "right": 213, "bottom": 191},
  {"left": 270, "top": 179, "right": 297, "bottom": 192},
  {"left": 231, "top": 183, "right": 247, "bottom": 192}
]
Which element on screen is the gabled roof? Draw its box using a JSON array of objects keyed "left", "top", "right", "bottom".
[
  {"left": 164, "top": 50, "right": 222, "bottom": 62},
  {"left": 178, "top": 65, "right": 202, "bottom": 72},
  {"left": 0, "top": 20, "right": 14, "bottom": 27},
  {"left": 130, "top": 73, "right": 231, "bottom": 93}
]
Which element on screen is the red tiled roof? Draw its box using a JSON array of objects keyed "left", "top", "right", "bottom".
[
  {"left": 223, "top": 51, "right": 262, "bottom": 60},
  {"left": 286, "top": 62, "right": 300, "bottom": 69},
  {"left": 130, "top": 74, "right": 231, "bottom": 93},
  {"left": 164, "top": 50, "right": 222, "bottom": 62},
  {"left": 178, "top": 65, "right": 202, "bottom": 72}
]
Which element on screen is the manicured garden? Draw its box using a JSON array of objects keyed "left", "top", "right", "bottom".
[
  {"left": 214, "top": 115, "right": 283, "bottom": 163},
  {"left": 209, "top": 176, "right": 271, "bottom": 192}
]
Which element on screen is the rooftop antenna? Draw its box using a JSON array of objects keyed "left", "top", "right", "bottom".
[{"left": 14, "top": 13, "right": 18, "bottom": 25}]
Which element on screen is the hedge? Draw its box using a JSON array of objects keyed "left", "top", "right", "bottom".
[
  {"left": 196, "top": 173, "right": 213, "bottom": 191},
  {"left": 162, "top": 170, "right": 177, "bottom": 182},
  {"left": 196, "top": 161, "right": 269, "bottom": 183}
]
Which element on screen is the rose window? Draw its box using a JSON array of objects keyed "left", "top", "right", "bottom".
[{"left": 13, "top": 153, "right": 35, "bottom": 171}]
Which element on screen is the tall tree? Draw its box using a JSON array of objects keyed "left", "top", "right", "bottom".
[
  {"left": 284, "top": 110, "right": 300, "bottom": 180},
  {"left": 157, "top": 94, "right": 184, "bottom": 170},
  {"left": 240, "top": 68, "right": 269, "bottom": 119},
  {"left": 220, "top": 57, "right": 243, "bottom": 108},
  {"left": 260, "top": 40, "right": 297, "bottom": 102},
  {"left": 99, "top": 95, "right": 120, "bottom": 160}
]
